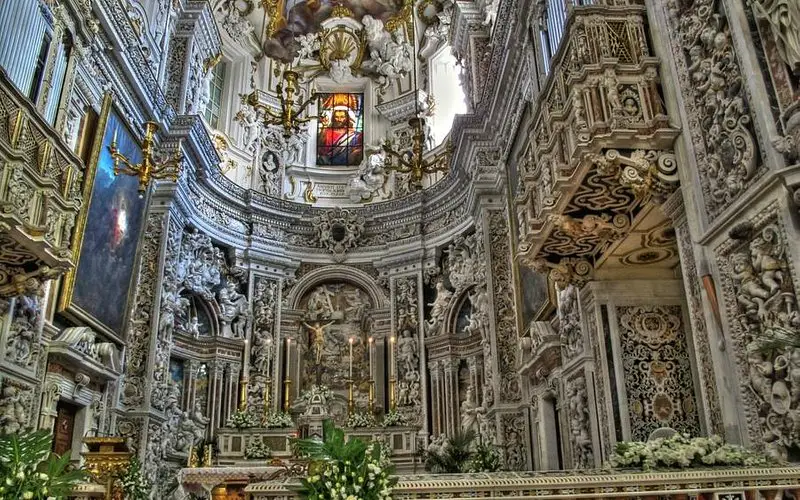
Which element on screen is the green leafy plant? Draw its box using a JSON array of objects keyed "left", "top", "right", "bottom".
[
  {"left": 421, "top": 431, "right": 477, "bottom": 473},
  {"left": 116, "top": 456, "right": 150, "bottom": 500},
  {"left": 467, "top": 442, "right": 502, "bottom": 472},
  {"left": 292, "top": 420, "right": 396, "bottom": 500},
  {"left": 0, "top": 430, "right": 88, "bottom": 500},
  {"left": 611, "top": 434, "right": 773, "bottom": 471}
]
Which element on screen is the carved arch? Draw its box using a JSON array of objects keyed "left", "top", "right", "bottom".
[{"left": 287, "top": 266, "right": 388, "bottom": 309}]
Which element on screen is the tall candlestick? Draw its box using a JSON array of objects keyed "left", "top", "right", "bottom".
[{"left": 349, "top": 337, "right": 354, "bottom": 379}]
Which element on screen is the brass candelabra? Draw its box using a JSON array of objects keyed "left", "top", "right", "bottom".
[
  {"left": 381, "top": 117, "right": 450, "bottom": 190},
  {"left": 110, "top": 121, "right": 182, "bottom": 197},
  {"left": 242, "top": 68, "right": 317, "bottom": 139}
]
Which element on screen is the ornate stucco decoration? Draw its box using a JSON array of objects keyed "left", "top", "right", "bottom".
[
  {"left": 666, "top": 0, "right": 762, "bottom": 218},
  {"left": 587, "top": 150, "right": 679, "bottom": 204},
  {"left": 292, "top": 15, "right": 412, "bottom": 87},
  {"left": 717, "top": 210, "right": 800, "bottom": 461},
  {"left": 313, "top": 208, "right": 365, "bottom": 261},
  {"left": 527, "top": 257, "right": 594, "bottom": 290}
]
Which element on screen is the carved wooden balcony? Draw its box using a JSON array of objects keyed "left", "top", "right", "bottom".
[
  {"left": 0, "top": 69, "right": 84, "bottom": 298},
  {"left": 514, "top": 4, "right": 680, "bottom": 284}
]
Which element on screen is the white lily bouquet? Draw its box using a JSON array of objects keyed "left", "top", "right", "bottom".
[
  {"left": 611, "top": 434, "right": 772, "bottom": 471},
  {"left": 226, "top": 408, "right": 259, "bottom": 429}
]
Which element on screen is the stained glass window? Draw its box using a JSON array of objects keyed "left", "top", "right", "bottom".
[{"left": 316, "top": 93, "right": 364, "bottom": 166}]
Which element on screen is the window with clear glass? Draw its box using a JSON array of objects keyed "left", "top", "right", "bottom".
[
  {"left": 0, "top": 0, "right": 52, "bottom": 100},
  {"left": 316, "top": 93, "right": 364, "bottom": 166},
  {"left": 204, "top": 63, "right": 226, "bottom": 129}
]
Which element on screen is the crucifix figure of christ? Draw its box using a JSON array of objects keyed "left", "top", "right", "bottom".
[{"left": 302, "top": 320, "right": 335, "bottom": 368}]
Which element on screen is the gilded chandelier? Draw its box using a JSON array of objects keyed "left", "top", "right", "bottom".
[
  {"left": 243, "top": 67, "right": 318, "bottom": 138},
  {"left": 110, "top": 121, "right": 182, "bottom": 197},
  {"left": 381, "top": 116, "right": 450, "bottom": 190}
]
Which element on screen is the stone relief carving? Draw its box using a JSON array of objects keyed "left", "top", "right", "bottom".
[
  {"left": 718, "top": 214, "right": 800, "bottom": 461},
  {"left": 618, "top": 305, "right": 701, "bottom": 441},
  {"left": 122, "top": 213, "right": 164, "bottom": 410},
  {"left": 54, "top": 327, "right": 121, "bottom": 372},
  {"left": 566, "top": 375, "right": 594, "bottom": 468},
  {"left": 488, "top": 210, "right": 522, "bottom": 402},
  {"left": 667, "top": 0, "right": 762, "bottom": 218},
  {"left": 501, "top": 412, "right": 527, "bottom": 471},
  {"left": 313, "top": 208, "right": 365, "bottom": 261},
  {"left": 394, "top": 276, "right": 422, "bottom": 424},
  {"left": 0, "top": 381, "right": 32, "bottom": 435},
  {"left": 557, "top": 285, "right": 583, "bottom": 362},
  {"left": 5, "top": 295, "right": 41, "bottom": 370},
  {"left": 252, "top": 278, "right": 278, "bottom": 376}
]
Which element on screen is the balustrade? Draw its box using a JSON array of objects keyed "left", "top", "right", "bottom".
[{"left": 242, "top": 467, "right": 800, "bottom": 500}]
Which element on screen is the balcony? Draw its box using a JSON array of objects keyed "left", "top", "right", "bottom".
[
  {"left": 0, "top": 69, "right": 84, "bottom": 297},
  {"left": 514, "top": 2, "right": 680, "bottom": 284}
]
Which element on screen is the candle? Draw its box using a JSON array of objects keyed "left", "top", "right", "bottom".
[
  {"left": 285, "top": 337, "right": 291, "bottom": 381},
  {"left": 266, "top": 337, "right": 272, "bottom": 376},
  {"left": 349, "top": 337, "right": 354, "bottom": 379},
  {"left": 368, "top": 337, "right": 374, "bottom": 379},
  {"left": 389, "top": 335, "right": 396, "bottom": 378},
  {"left": 112, "top": 127, "right": 118, "bottom": 146},
  {"left": 242, "top": 339, "right": 250, "bottom": 381}
]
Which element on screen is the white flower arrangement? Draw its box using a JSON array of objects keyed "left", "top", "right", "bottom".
[
  {"left": 118, "top": 457, "right": 151, "bottom": 500},
  {"left": 382, "top": 409, "right": 408, "bottom": 427},
  {"left": 299, "top": 431, "right": 396, "bottom": 500},
  {"left": 244, "top": 439, "right": 272, "bottom": 460},
  {"left": 226, "top": 408, "right": 259, "bottom": 429},
  {"left": 300, "top": 385, "right": 334, "bottom": 404},
  {"left": 346, "top": 411, "right": 377, "bottom": 428},
  {"left": 611, "top": 434, "right": 772, "bottom": 471},
  {"left": 264, "top": 410, "right": 295, "bottom": 428}
]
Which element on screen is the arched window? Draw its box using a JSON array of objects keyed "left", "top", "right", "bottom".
[
  {"left": 204, "top": 62, "right": 227, "bottom": 129},
  {"left": 428, "top": 46, "right": 467, "bottom": 146}
]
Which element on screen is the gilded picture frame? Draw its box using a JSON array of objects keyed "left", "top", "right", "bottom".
[{"left": 58, "top": 94, "right": 150, "bottom": 340}]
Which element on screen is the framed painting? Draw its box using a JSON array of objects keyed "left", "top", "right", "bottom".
[{"left": 58, "top": 94, "right": 148, "bottom": 339}]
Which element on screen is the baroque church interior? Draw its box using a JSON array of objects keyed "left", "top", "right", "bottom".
[{"left": 1, "top": 0, "right": 800, "bottom": 498}]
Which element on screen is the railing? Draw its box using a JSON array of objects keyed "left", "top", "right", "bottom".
[
  {"left": 244, "top": 467, "right": 800, "bottom": 499},
  {"left": 0, "top": 67, "right": 84, "bottom": 296}
]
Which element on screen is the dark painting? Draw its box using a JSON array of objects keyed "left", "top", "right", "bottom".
[
  {"left": 71, "top": 108, "right": 146, "bottom": 336},
  {"left": 518, "top": 265, "right": 551, "bottom": 328}
]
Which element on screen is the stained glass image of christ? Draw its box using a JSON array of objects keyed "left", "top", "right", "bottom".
[{"left": 316, "top": 93, "right": 364, "bottom": 166}]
